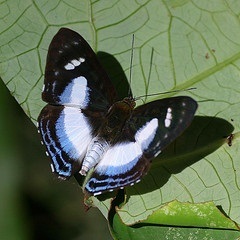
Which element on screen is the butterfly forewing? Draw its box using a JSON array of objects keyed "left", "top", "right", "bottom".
[
  {"left": 129, "top": 96, "right": 198, "bottom": 158},
  {"left": 43, "top": 28, "right": 117, "bottom": 109}
]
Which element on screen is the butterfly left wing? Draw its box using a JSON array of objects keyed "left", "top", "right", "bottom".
[
  {"left": 38, "top": 28, "right": 117, "bottom": 178},
  {"left": 85, "top": 96, "right": 197, "bottom": 195}
]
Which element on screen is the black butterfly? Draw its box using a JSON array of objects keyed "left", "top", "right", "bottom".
[{"left": 38, "top": 28, "right": 197, "bottom": 196}]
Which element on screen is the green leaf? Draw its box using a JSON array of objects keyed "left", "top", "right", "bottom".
[
  {"left": 110, "top": 210, "right": 240, "bottom": 240},
  {"left": 140, "top": 200, "right": 238, "bottom": 229},
  {"left": 1, "top": 1, "right": 240, "bottom": 239}
]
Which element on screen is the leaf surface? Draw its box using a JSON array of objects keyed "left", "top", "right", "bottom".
[{"left": 1, "top": 1, "right": 240, "bottom": 239}]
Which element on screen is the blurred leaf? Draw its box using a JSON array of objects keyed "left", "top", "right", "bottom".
[
  {"left": 0, "top": 80, "right": 30, "bottom": 239},
  {"left": 1, "top": 1, "right": 240, "bottom": 239}
]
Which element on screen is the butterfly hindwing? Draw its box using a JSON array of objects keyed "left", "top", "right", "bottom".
[
  {"left": 38, "top": 105, "right": 94, "bottom": 177},
  {"left": 84, "top": 118, "right": 158, "bottom": 195},
  {"left": 85, "top": 96, "right": 197, "bottom": 195}
]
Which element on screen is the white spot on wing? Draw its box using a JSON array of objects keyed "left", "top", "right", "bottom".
[
  {"left": 94, "top": 191, "right": 102, "bottom": 196},
  {"left": 58, "top": 176, "right": 66, "bottom": 180},
  {"left": 64, "top": 57, "right": 85, "bottom": 70},
  {"left": 50, "top": 163, "right": 55, "bottom": 172},
  {"left": 165, "top": 107, "right": 172, "bottom": 128},
  {"left": 64, "top": 62, "right": 74, "bottom": 70},
  {"left": 79, "top": 57, "right": 85, "bottom": 63},
  {"left": 71, "top": 59, "right": 81, "bottom": 67},
  {"left": 154, "top": 149, "right": 161, "bottom": 156}
]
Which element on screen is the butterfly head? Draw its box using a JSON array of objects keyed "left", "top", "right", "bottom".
[{"left": 122, "top": 97, "right": 136, "bottom": 109}]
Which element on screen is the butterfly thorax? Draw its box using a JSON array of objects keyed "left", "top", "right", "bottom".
[
  {"left": 79, "top": 97, "right": 136, "bottom": 176},
  {"left": 99, "top": 97, "right": 136, "bottom": 141}
]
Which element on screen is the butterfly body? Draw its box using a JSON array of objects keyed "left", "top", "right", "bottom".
[
  {"left": 38, "top": 28, "right": 198, "bottom": 196},
  {"left": 97, "top": 97, "right": 135, "bottom": 141},
  {"left": 80, "top": 137, "right": 109, "bottom": 176}
]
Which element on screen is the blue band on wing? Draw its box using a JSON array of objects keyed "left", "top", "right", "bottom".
[
  {"left": 39, "top": 118, "right": 72, "bottom": 177},
  {"left": 38, "top": 105, "right": 93, "bottom": 178},
  {"left": 59, "top": 76, "right": 90, "bottom": 107}
]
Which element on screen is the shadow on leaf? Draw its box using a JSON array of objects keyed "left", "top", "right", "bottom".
[{"left": 97, "top": 51, "right": 131, "bottom": 100}]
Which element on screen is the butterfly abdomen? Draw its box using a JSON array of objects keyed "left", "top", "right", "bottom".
[
  {"left": 80, "top": 98, "right": 136, "bottom": 176},
  {"left": 80, "top": 137, "right": 109, "bottom": 176}
]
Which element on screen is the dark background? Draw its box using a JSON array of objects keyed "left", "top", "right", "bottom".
[{"left": 0, "top": 80, "right": 112, "bottom": 239}]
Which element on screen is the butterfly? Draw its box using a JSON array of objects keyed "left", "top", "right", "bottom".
[{"left": 38, "top": 28, "right": 198, "bottom": 196}]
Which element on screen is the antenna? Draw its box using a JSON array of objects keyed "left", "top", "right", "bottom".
[
  {"left": 127, "top": 35, "right": 196, "bottom": 101},
  {"left": 135, "top": 87, "right": 197, "bottom": 100},
  {"left": 128, "top": 34, "right": 135, "bottom": 97}
]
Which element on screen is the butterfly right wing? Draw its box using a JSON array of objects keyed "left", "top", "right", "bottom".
[{"left": 84, "top": 96, "right": 197, "bottom": 195}]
